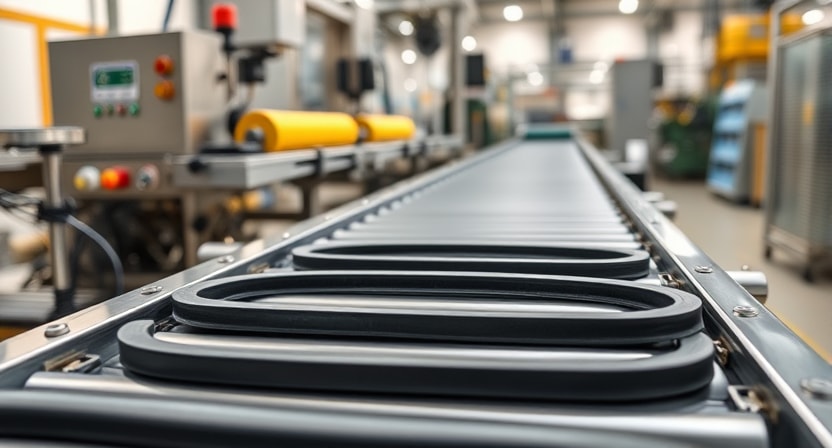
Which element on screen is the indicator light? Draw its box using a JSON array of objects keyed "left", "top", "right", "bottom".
[
  {"left": 100, "top": 167, "right": 131, "bottom": 190},
  {"left": 212, "top": 3, "right": 238, "bottom": 30},
  {"left": 93, "top": 105, "right": 103, "bottom": 118},
  {"left": 154, "top": 80, "right": 175, "bottom": 100},
  {"left": 73, "top": 166, "right": 100, "bottom": 191},
  {"left": 106, "top": 104, "right": 115, "bottom": 116},
  {"left": 129, "top": 103, "right": 140, "bottom": 116},
  {"left": 116, "top": 104, "right": 127, "bottom": 116}
]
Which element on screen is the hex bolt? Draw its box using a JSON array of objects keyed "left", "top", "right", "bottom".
[
  {"left": 44, "top": 323, "right": 70, "bottom": 338},
  {"left": 695, "top": 265, "right": 714, "bottom": 274},
  {"left": 217, "top": 255, "right": 235, "bottom": 264},
  {"left": 733, "top": 305, "right": 759, "bottom": 318},
  {"left": 801, "top": 378, "right": 832, "bottom": 400},
  {"left": 140, "top": 285, "right": 163, "bottom": 295}
]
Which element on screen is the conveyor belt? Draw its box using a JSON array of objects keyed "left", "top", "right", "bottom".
[{"left": 4, "top": 135, "right": 812, "bottom": 447}]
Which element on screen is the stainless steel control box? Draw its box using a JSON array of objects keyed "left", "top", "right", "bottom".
[{"left": 49, "top": 31, "right": 226, "bottom": 155}]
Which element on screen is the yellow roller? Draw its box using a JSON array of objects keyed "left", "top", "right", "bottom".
[
  {"left": 355, "top": 114, "right": 416, "bottom": 142},
  {"left": 234, "top": 109, "right": 360, "bottom": 152}
]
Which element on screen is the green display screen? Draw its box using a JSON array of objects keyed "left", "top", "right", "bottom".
[{"left": 93, "top": 68, "right": 134, "bottom": 87}]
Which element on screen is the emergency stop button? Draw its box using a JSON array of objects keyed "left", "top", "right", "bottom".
[{"left": 100, "top": 166, "right": 131, "bottom": 190}]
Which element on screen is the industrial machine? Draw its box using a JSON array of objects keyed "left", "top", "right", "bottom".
[
  {"left": 46, "top": 26, "right": 461, "bottom": 294},
  {"left": 765, "top": 0, "right": 832, "bottom": 281},
  {"left": 0, "top": 126, "right": 828, "bottom": 447},
  {"left": 706, "top": 79, "right": 767, "bottom": 203},
  {"left": 605, "top": 59, "right": 661, "bottom": 157}
]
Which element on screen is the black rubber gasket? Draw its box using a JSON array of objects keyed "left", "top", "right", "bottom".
[
  {"left": 331, "top": 232, "right": 644, "bottom": 249},
  {"left": 349, "top": 222, "right": 633, "bottom": 234},
  {"left": 334, "top": 230, "right": 639, "bottom": 242},
  {"left": 291, "top": 241, "right": 650, "bottom": 279},
  {"left": 171, "top": 271, "right": 702, "bottom": 346},
  {"left": 118, "top": 320, "right": 714, "bottom": 402}
]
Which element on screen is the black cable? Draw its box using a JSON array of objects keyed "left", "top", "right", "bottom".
[
  {"left": 161, "top": 0, "right": 175, "bottom": 32},
  {"left": 68, "top": 231, "right": 88, "bottom": 295},
  {"left": 66, "top": 215, "right": 125, "bottom": 296}
]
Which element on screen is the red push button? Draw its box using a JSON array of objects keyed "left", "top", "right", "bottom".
[
  {"left": 154, "top": 55, "right": 174, "bottom": 76},
  {"left": 100, "top": 167, "right": 131, "bottom": 190}
]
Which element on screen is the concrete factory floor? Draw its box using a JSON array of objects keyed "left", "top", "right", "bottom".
[{"left": 653, "top": 178, "right": 832, "bottom": 361}]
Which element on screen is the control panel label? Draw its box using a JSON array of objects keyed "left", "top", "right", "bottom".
[{"left": 90, "top": 61, "right": 139, "bottom": 103}]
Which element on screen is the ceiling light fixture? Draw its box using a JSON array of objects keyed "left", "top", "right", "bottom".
[
  {"left": 462, "top": 35, "right": 477, "bottom": 51},
  {"left": 527, "top": 71, "right": 544, "bottom": 86},
  {"left": 503, "top": 5, "right": 523, "bottom": 22},
  {"left": 618, "top": 0, "right": 638, "bottom": 14},
  {"left": 398, "top": 20, "right": 414, "bottom": 36},
  {"left": 401, "top": 49, "right": 417, "bottom": 65}
]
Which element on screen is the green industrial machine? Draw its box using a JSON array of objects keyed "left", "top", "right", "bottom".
[{"left": 656, "top": 97, "right": 714, "bottom": 178}]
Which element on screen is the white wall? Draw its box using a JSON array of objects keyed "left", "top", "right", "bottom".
[
  {"left": 0, "top": 0, "right": 196, "bottom": 128},
  {"left": 659, "top": 11, "right": 706, "bottom": 96},
  {"left": 0, "top": 0, "right": 106, "bottom": 24},
  {"left": 469, "top": 8, "right": 708, "bottom": 119},
  {"left": 0, "top": 20, "right": 41, "bottom": 127},
  {"left": 472, "top": 21, "right": 549, "bottom": 73},
  {"left": 566, "top": 15, "right": 647, "bottom": 61},
  {"left": 115, "top": 0, "right": 195, "bottom": 35}
]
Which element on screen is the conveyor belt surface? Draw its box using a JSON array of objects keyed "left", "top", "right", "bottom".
[{"left": 7, "top": 135, "right": 827, "bottom": 447}]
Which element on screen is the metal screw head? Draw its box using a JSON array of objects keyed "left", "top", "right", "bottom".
[
  {"left": 695, "top": 265, "right": 714, "bottom": 274},
  {"left": 733, "top": 305, "right": 760, "bottom": 318},
  {"left": 140, "top": 285, "right": 163, "bottom": 295},
  {"left": 801, "top": 378, "right": 832, "bottom": 400},
  {"left": 217, "top": 255, "right": 235, "bottom": 264},
  {"left": 741, "top": 264, "right": 751, "bottom": 271},
  {"left": 44, "top": 323, "right": 70, "bottom": 338},
  {"left": 282, "top": 232, "right": 291, "bottom": 240}
]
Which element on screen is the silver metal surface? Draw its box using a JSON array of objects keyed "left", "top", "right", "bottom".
[
  {"left": 156, "top": 332, "right": 654, "bottom": 362},
  {"left": 256, "top": 295, "right": 624, "bottom": 313},
  {"left": 726, "top": 270, "right": 768, "bottom": 303},
  {"left": 42, "top": 152, "right": 70, "bottom": 293},
  {"left": 695, "top": 265, "right": 714, "bottom": 274},
  {"left": 0, "top": 127, "right": 85, "bottom": 148},
  {"left": 217, "top": 255, "right": 235, "bottom": 264},
  {"left": 732, "top": 306, "right": 760, "bottom": 318},
  {"left": 43, "top": 323, "right": 70, "bottom": 338},
  {"left": 197, "top": 242, "right": 245, "bottom": 263},
  {"left": 801, "top": 378, "right": 832, "bottom": 401},
  {"left": 765, "top": 9, "right": 832, "bottom": 276},
  {"left": 172, "top": 151, "right": 318, "bottom": 189},
  {"left": 139, "top": 286, "right": 163, "bottom": 295},
  {"left": 24, "top": 371, "right": 769, "bottom": 448}
]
